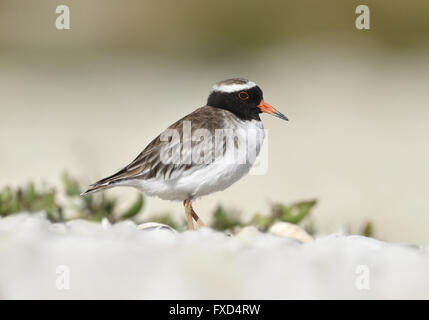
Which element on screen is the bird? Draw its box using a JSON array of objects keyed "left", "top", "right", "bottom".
[{"left": 81, "top": 78, "right": 288, "bottom": 230}]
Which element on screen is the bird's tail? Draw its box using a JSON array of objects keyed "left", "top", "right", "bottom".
[
  {"left": 80, "top": 166, "right": 134, "bottom": 196},
  {"left": 80, "top": 181, "right": 113, "bottom": 196}
]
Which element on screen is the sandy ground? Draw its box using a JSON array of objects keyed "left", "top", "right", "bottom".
[{"left": 0, "top": 213, "right": 428, "bottom": 299}]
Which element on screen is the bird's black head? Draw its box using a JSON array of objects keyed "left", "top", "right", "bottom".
[{"left": 207, "top": 78, "right": 288, "bottom": 122}]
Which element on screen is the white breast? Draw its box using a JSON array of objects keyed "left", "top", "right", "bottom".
[{"left": 134, "top": 119, "right": 265, "bottom": 201}]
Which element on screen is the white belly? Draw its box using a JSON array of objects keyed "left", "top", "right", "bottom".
[{"left": 133, "top": 119, "right": 265, "bottom": 201}]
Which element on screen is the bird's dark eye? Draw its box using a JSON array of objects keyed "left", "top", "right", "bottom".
[{"left": 238, "top": 91, "right": 249, "bottom": 100}]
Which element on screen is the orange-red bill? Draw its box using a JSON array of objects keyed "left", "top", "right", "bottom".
[{"left": 257, "top": 100, "right": 288, "bottom": 121}]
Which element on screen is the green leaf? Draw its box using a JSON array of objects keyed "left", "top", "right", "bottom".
[
  {"left": 62, "top": 172, "right": 81, "bottom": 197},
  {"left": 249, "top": 213, "right": 274, "bottom": 231},
  {"left": 121, "top": 194, "right": 144, "bottom": 219},
  {"left": 0, "top": 187, "right": 13, "bottom": 216},
  {"left": 361, "top": 221, "right": 374, "bottom": 237},
  {"left": 211, "top": 206, "right": 241, "bottom": 231},
  {"left": 10, "top": 192, "right": 20, "bottom": 214},
  {"left": 274, "top": 199, "right": 317, "bottom": 224},
  {"left": 24, "top": 182, "right": 36, "bottom": 204}
]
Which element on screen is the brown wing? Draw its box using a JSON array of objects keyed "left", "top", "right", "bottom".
[{"left": 82, "top": 106, "right": 230, "bottom": 194}]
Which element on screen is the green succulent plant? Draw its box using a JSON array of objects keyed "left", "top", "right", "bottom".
[
  {"left": 250, "top": 200, "right": 317, "bottom": 231},
  {"left": 211, "top": 206, "right": 242, "bottom": 231},
  {"left": 0, "top": 173, "right": 375, "bottom": 238},
  {"left": 0, "top": 182, "right": 62, "bottom": 221},
  {"left": 0, "top": 173, "right": 144, "bottom": 223}
]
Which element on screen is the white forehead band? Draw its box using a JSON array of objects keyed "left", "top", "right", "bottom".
[{"left": 211, "top": 81, "right": 257, "bottom": 93}]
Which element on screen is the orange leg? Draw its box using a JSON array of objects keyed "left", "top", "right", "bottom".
[
  {"left": 183, "top": 200, "right": 194, "bottom": 231},
  {"left": 183, "top": 200, "right": 205, "bottom": 230}
]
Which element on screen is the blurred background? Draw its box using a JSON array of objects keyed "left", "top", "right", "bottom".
[{"left": 1, "top": 0, "right": 428, "bottom": 243}]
